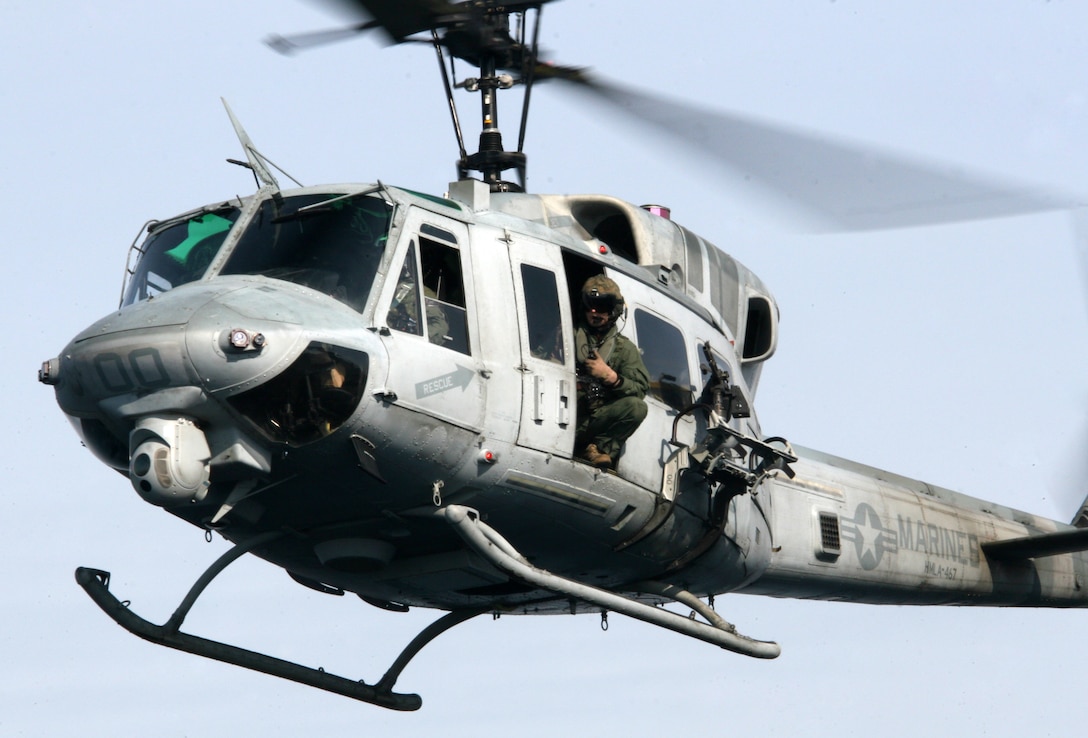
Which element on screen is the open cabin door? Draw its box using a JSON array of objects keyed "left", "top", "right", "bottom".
[{"left": 507, "top": 236, "right": 575, "bottom": 457}]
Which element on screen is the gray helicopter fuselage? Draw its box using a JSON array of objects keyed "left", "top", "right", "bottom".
[
  {"left": 48, "top": 179, "right": 783, "bottom": 612},
  {"left": 47, "top": 178, "right": 1088, "bottom": 618}
]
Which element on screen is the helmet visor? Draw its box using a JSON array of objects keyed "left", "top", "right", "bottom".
[{"left": 583, "top": 290, "right": 618, "bottom": 314}]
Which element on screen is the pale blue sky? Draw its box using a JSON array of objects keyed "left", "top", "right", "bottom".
[{"left": 5, "top": 2, "right": 1087, "bottom": 735}]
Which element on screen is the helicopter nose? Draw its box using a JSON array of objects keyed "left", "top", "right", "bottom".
[
  {"left": 43, "top": 288, "right": 213, "bottom": 479},
  {"left": 46, "top": 282, "right": 307, "bottom": 422},
  {"left": 44, "top": 281, "right": 374, "bottom": 503}
]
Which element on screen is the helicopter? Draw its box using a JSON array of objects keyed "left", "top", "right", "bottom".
[{"left": 37, "top": 0, "right": 1088, "bottom": 715}]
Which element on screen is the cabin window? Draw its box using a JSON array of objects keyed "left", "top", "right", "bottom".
[
  {"left": 219, "top": 193, "right": 392, "bottom": 312},
  {"left": 521, "top": 264, "right": 565, "bottom": 363},
  {"left": 386, "top": 233, "right": 471, "bottom": 355},
  {"left": 633, "top": 309, "right": 691, "bottom": 411},
  {"left": 122, "top": 208, "right": 240, "bottom": 306}
]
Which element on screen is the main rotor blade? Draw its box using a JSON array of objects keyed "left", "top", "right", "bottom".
[
  {"left": 565, "top": 74, "right": 1080, "bottom": 231},
  {"left": 322, "top": 0, "right": 467, "bottom": 42},
  {"left": 265, "top": 21, "right": 380, "bottom": 55}
]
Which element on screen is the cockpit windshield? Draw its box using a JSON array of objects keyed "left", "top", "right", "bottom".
[
  {"left": 219, "top": 193, "right": 393, "bottom": 312},
  {"left": 121, "top": 208, "right": 240, "bottom": 307}
]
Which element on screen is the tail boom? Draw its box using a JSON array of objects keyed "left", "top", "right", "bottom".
[{"left": 739, "top": 446, "right": 1088, "bottom": 607}]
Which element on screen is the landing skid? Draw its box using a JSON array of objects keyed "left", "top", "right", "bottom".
[
  {"left": 75, "top": 508, "right": 777, "bottom": 710},
  {"left": 74, "top": 532, "right": 486, "bottom": 711}
]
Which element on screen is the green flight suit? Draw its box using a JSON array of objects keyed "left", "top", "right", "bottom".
[{"left": 575, "top": 323, "right": 650, "bottom": 459}]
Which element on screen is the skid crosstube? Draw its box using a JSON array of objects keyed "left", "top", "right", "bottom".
[{"left": 442, "top": 505, "right": 780, "bottom": 659}]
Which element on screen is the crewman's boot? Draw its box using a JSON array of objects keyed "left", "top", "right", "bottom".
[{"left": 582, "top": 443, "right": 612, "bottom": 469}]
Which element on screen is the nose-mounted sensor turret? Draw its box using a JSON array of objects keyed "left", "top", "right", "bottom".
[{"left": 128, "top": 416, "right": 212, "bottom": 507}]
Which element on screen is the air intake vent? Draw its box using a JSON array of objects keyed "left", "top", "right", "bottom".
[{"left": 817, "top": 511, "right": 841, "bottom": 560}]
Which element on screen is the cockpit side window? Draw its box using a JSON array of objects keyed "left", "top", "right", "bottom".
[
  {"left": 122, "top": 209, "right": 240, "bottom": 306},
  {"left": 386, "top": 230, "right": 471, "bottom": 355},
  {"left": 219, "top": 193, "right": 393, "bottom": 312},
  {"left": 387, "top": 241, "right": 425, "bottom": 338}
]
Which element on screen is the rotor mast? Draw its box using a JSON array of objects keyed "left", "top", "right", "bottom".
[
  {"left": 268, "top": 1, "right": 561, "bottom": 192},
  {"left": 434, "top": 3, "right": 544, "bottom": 192},
  {"left": 460, "top": 51, "right": 527, "bottom": 190}
]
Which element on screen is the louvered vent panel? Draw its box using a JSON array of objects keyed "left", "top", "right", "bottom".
[{"left": 819, "top": 512, "right": 841, "bottom": 556}]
